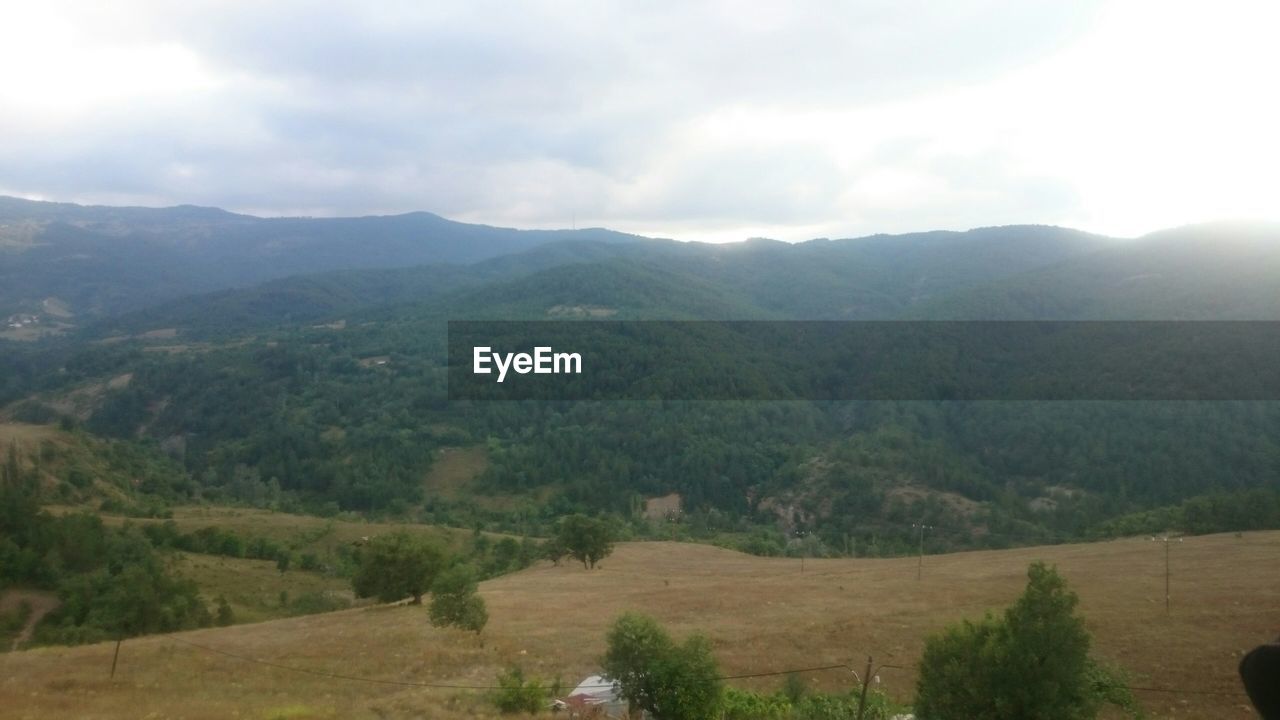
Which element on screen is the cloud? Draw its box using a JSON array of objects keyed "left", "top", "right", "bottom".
[{"left": 1, "top": 1, "right": 1274, "bottom": 241}]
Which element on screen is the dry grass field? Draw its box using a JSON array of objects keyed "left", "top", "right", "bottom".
[
  {"left": 90, "top": 506, "right": 492, "bottom": 552},
  {"left": 2, "top": 532, "right": 1277, "bottom": 719},
  {"left": 171, "top": 553, "right": 362, "bottom": 625}
]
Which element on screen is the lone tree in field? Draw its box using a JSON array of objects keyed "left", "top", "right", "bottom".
[
  {"left": 555, "top": 514, "right": 615, "bottom": 569},
  {"left": 602, "top": 612, "right": 722, "bottom": 720},
  {"left": 429, "top": 564, "right": 488, "bottom": 636},
  {"left": 915, "top": 562, "right": 1140, "bottom": 720},
  {"left": 351, "top": 532, "right": 445, "bottom": 604}
]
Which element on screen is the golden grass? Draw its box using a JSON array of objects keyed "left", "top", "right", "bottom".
[
  {"left": 422, "top": 446, "right": 555, "bottom": 511},
  {"left": 0, "top": 422, "right": 59, "bottom": 447},
  {"left": 423, "top": 446, "right": 490, "bottom": 497},
  {"left": 2, "top": 533, "right": 1277, "bottom": 719},
  {"left": 171, "top": 553, "right": 361, "bottom": 625},
  {"left": 97, "top": 506, "right": 493, "bottom": 552}
]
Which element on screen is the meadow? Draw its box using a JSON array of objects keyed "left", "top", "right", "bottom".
[{"left": 2, "top": 531, "right": 1276, "bottom": 719}]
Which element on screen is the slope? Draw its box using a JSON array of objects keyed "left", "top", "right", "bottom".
[
  {"left": 0, "top": 195, "right": 643, "bottom": 322},
  {"left": 1, "top": 534, "right": 1273, "bottom": 719},
  {"left": 906, "top": 221, "right": 1280, "bottom": 319}
]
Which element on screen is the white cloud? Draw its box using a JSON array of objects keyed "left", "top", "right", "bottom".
[{"left": 0, "top": 0, "right": 1274, "bottom": 241}]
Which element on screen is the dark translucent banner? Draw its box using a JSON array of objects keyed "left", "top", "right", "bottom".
[{"left": 447, "top": 321, "right": 1280, "bottom": 401}]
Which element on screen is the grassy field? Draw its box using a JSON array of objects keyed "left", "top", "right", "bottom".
[
  {"left": 1, "top": 532, "right": 1276, "bottom": 719},
  {"left": 171, "top": 553, "right": 362, "bottom": 625},
  {"left": 91, "top": 505, "right": 502, "bottom": 552},
  {"left": 0, "top": 422, "right": 59, "bottom": 448}
]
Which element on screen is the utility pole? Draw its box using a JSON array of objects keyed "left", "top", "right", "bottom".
[
  {"left": 1151, "top": 535, "right": 1183, "bottom": 613},
  {"left": 110, "top": 637, "right": 122, "bottom": 678},
  {"left": 855, "top": 655, "right": 873, "bottom": 720},
  {"left": 913, "top": 523, "right": 933, "bottom": 580},
  {"left": 851, "top": 656, "right": 903, "bottom": 720}
]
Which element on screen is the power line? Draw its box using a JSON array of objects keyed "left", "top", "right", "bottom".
[
  {"left": 167, "top": 636, "right": 1248, "bottom": 700},
  {"left": 169, "top": 636, "right": 852, "bottom": 690}
]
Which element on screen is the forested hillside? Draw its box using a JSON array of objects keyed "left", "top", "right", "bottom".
[
  {"left": 0, "top": 196, "right": 642, "bottom": 322},
  {"left": 4, "top": 218, "right": 1279, "bottom": 558}
]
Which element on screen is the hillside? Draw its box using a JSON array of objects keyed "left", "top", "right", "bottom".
[
  {"left": 2, "top": 534, "right": 1274, "bottom": 719},
  {"left": 0, "top": 195, "right": 643, "bottom": 324},
  {"left": 907, "top": 222, "right": 1280, "bottom": 319},
  {"left": 5, "top": 219, "right": 1280, "bottom": 556},
  {"left": 66, "top": 223, "right": 1118, "bottom": 338}
]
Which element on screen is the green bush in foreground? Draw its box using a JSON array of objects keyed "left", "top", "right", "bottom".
[
  {"left": 492, "top": 666, "right": 546, "bottom": 714},
  {"left": 603, "top": 612, "right": 722, "bottom": 720},
  {"left": 915, "top": 562, "right": 1141, "bottom": 720}
]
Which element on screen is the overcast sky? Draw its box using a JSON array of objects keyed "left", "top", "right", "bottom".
[{"left": 1, "top": 1, "right": 1276, "bottom": 242}]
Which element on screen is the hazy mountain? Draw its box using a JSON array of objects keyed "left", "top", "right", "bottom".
[
  {"left": 906, "top": 221, "right": 1280, "bottom": 319},
  {"left": 80, "top": 222, "right": 1123, "bottom": 337},
  {"left": 0, "top": 195, "right": 643, "bottom": 320}
]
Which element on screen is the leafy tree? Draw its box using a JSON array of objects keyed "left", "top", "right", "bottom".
[
  {"left": 428, "top": 564, "right": 489, "bottom": 635},
  {"left": 915, "top": 562, "right": 1140, "bottom": 720},
  {"left": 555, "top": 514, "right": 615, "bottom": 569},
  {"left": 351, "top": 532, "right": 445, "bottom": 604},
  {"left": 602, "top": 612, "right": 722, "bottom": 720}
]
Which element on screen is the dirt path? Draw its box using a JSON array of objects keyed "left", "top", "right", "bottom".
[{"left": 0, "top": 589, "right": 60, "bottom": 651}]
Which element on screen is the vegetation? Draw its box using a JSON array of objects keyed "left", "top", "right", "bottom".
[
  {"left": 720, "top": 686, "right": 899, "bottom": 720},
  {"left": 1, "top": 460, "right": 211, "bottom": 643},
  {"left": 351, "top": 532, "right": 445, "bottom": 604},
  {"left": 602, "top": 612, "right": 723, "bottom": 720},
  {"left": 915, "top": 562, "right": 1140, "bottom": 719},
  {"left": 428, "top": 564, "right": 488, "bottom": 635},
  {"left": 554, "top": 514, "right": 615, "bottom": 569},
  {"left": 491, "top": 667, "right": 547, "bottom": 714}
]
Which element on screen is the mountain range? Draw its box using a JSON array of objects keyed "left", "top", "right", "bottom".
[{"left": 2, "top": 196, "right": 1279, "bottom": 556}]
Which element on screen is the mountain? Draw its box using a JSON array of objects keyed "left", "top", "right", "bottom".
[
  {"left": 906, "top": 221, "right": 1280, "bottom": 319},
  {"left": 0, "top": 195, "right": 644, "bottom": 321},
  {"left": 5, "top": 211, "right": 1280, "bottom": 564},
  {"left": 81, "top": 223, "right": 1119, "bottom": 337}
]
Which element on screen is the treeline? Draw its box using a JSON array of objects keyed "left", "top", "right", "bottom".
[
  {"left": 1091, "top": 487, "right": 1280, "bottom": 539},
  {"left": 14, "top": 310, "right": 1280, "bottom": 552},
  {"left": 1, "top": 465, "right": 211, "bottom": 644}
]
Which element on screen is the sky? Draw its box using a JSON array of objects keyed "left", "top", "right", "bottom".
[{"left": 0, "top": 0, "right": 1277, "bottom": 243}]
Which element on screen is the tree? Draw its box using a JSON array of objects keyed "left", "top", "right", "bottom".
[
  {"left": 429, "top": 564, "right": 488, "bottom": 635},
  {"left": 915, "top": 562, "right": 1140, "bottom": 720},
  {"left": 602, "top": 612, "right": 722, "bottom": 720},
  {"left": 352, "top": 532, "right": 445, "bottom": 604},
  {"left": 555, "top": 514, "right": 614, "bottom": 569}
]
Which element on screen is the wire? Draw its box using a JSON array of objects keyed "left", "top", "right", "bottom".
[
  {"left": 170, "top": 636, "right": 855, "bottom": 690},
  {"left": 169, "top": 636, "right": 1248, "bottom": 700}
]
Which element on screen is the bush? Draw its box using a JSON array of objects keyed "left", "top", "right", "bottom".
[
  {"left": 492, "top": 667, "right": 546, "bottom": 714},
  {"left": 287, "top": 591, "right": 351, "bottom": 616},
  {"left": 915, "top": 562, "right": 1141, "bottom": 720},
  {"left": 602, "top": 612, "right": 722, "bottom": 720},
  {"left": 429, "top": 564, "right": 488, "bottom": 634}
]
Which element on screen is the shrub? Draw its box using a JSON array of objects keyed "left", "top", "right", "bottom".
[
  {"left": 492, "top": 667, "right": 546, "bottom": 714},
  {"left": 915, "top": 562, "right": 1141, "bottom": 720},
  {"left": 429, "top": 564, "right": 488, "bottom": 634},
  {"left": 602, "top": 612, "right": 722, "bottom": 720}
]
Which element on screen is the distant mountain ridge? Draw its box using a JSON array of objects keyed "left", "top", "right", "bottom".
[{"left": 0, "top": 195, "right": 645, "bottom": 320}]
